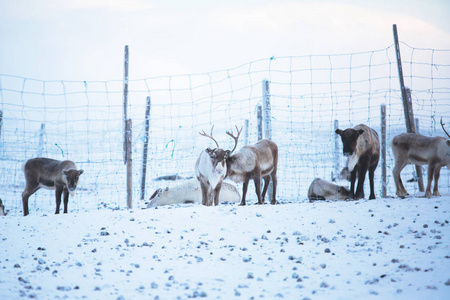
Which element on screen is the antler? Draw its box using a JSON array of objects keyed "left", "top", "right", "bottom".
[
  {"left": 226, "top": 125, "right": 243, "bottom": 153},
  {"left": 199, "top": 125, "right": 220, "bottom": 148},
  {"left": 441, "top": 117, "right": 450, "bottom": 139}
]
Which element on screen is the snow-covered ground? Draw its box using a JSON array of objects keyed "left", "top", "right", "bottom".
[{"left": 1, "top": 195, "right": 449, "bottom": 300}]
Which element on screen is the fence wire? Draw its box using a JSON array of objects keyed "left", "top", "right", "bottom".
[{"left": 0, "top": 42, "right": 449, "bottom": 215}]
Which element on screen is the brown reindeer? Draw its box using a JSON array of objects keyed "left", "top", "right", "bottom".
[
  {"left": 195, "top": 126, "right": 231, "bottom": 206},
  {"left": 225, "top": 127, "right": 278, "bottom": 206},
  {"left": 335, "top": 124, "right": 380, "bottom": 200},
  {"left": 22, "top": 158, "right": 84, "bottom": 216},
  {"left": 391, "top": 118, "right": 450, "bottom": 198}
]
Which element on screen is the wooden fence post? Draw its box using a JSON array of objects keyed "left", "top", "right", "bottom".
[
  {"left": 333, "top": 120, "right": 340, "bottom": 181},
  {"left": 413, "top": 117, "right": 425, "bottom": 191},
  {"left": 393, "top": 25, "right": 424, "bottom": 192},
  {"left": 126, "top": 119, "right": 133, "bottom": 209},
  {"left": 140, "top": 96, "right": 151, "bottom": 200},
  {"left": 257, "top": 106, "right": 263, "bottom": 141},
  {"left": 123, "top": 45, "right": 129, "bottom": 165},
  {"left": 381, "top": 105, "right": 387, "bottom": 198},
  {"left": 262, "top": 80, "right": 273, "bottom": 202},
  {"left": 38, "top": 123, "right": 45, "bottom": 157},
  {"left": 244, "top": 119, "right": 249, "bottom": 145},
  {"left": 0, "top": 111, "right": 3, "bottom": 146},
  {"left": 262, "top": 80, "right": 272, "bottom": 140}
]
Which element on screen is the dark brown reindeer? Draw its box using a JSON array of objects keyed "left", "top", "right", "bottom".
[
  {"left": 195, "top": 126, "right": 231, "bottom": 206},
  {"left": 335, "top": 124, "right": 380, "bottom": 200},
  {"left": 225, "top": 127, "right": 279, "bottom": 206},
  {"left": 22, "top": 158, "right": 84, "bottom": 216},
  {"left": 391, "top": 118, "right": 450, "bottom": 198}
]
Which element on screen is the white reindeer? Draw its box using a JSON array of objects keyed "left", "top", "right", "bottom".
[{"left": 147, "top": 178, "right": 240, "bottom": 207}]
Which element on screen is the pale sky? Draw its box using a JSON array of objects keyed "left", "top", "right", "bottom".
[{"left": 1, "top": 0, "right": 449, "bottom": 81}]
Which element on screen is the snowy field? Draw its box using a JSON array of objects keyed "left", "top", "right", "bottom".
[{"left": 1, "top": 195, "right": 449, "bottom": 299}]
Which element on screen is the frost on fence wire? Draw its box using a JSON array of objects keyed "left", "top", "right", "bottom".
[{"left": 0, "top": 43, "right": 449, "bottom": 215}]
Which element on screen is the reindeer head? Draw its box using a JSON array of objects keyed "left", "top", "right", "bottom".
[
  {"left": 62, "top": 169, "right": 84, "bottom": 194},
  {"left": 335, "top": 128, "right": 364, "bottom": 157},
  {"left": 199, "top": 126, "right": 231, "bottom": 176}
]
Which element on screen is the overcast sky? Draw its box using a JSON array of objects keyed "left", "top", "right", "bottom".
[{"left": 1, "top": 0, "right": 449, "bottom": 81}]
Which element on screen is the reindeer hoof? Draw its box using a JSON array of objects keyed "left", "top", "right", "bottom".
[{"left": 271, "top": 201, "right": 277, "bottom": 205}]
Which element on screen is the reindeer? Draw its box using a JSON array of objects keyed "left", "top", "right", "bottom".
[
  {"left": 308, "top": 178, "right": 350, "bottom": 202},
  {"left": 391, "top": 118, "right": 450, "bottom": 198},
  {"left": 225, "top": 127, "right": 278, "bottom": 206},
  {"left": 0, "top": 199, "right": 6, "bottom": 216},
  {"left": 147, "top": 178, "right": 240, "bottom": 207},
  {"left": 335, "top": 124, "right": 380, "bottom": 200},
  {"left": 195, "top": 126, "right": 230, "bottom": 206},
  {"left": 22, "top": 158, "right": 84, "bottom": 216}
]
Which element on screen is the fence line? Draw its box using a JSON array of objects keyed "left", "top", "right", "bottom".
[{"left": 0, "top": 42, "right": 449, "bottom": 215}]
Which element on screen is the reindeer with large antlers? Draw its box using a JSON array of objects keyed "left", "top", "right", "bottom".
[
  {"left": 391, "top": 118, "right": 450, "bottom": 198},
  {"left": 225, "top": 126, "right": 279, "bottom": 206},
  {"left": 195, "top": 126, "right": 231, "bottom": 206}
]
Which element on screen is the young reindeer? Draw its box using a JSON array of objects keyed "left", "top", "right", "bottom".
[
  {"left": 22, "top": 158, "right": 84, "bottom": 216},
  {"left": 225, "top": 126, "right": 279, "bottom": 206},
  {"left": 391, "top": 118, "right": 450, "bottom": 198},
  {"left": 195, "top": 126, "right": 230, "bottom": 206}
]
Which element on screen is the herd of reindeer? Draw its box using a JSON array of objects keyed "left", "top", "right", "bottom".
[{"left": 5, "top": 118, "right": 450, "bottom": 217}]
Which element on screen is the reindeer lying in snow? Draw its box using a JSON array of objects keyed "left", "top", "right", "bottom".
[
  {"left": 22, "top": 158, "right": 84, "bottom": 216},
  {"left": 391, "top": 118, "right": 450, "bottom": 198},
  {"left": 147, "top": 178, "right": 240, "bottom": 207},
  {"left": 308, "top": 178, "right": 350, "bottom": 202},
  {"left": 335, "top": 124, "right": 380, "bottom": 200}
]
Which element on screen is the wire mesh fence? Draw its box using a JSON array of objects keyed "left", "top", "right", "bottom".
[{"left": 1, "top": 42, "right": 449, "bottom": 215}]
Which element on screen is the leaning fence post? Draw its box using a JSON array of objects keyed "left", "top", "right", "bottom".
[
  {"left": 333, "top": 120, "right": 340, "bottom": 181},
  {"left": 126, "top": 119, "right": 133, "bottom": 209},
  {"left": 140, "top": 96, "right": 151, "bottom": 201},
  {"left": 38, "top": 123, "right": 45, "bottom": 157},
  {"left": 381, "top": 105, "right": 387, "bottom": 198},
  {"left": 393, "top": 25, "right": 424, "bottom": 192}
]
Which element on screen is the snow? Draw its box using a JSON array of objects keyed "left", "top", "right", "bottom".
[{"left": 1, "top": 196, "right": 449, "bottom": 299}]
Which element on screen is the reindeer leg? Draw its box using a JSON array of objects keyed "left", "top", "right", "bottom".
[
  {"left": 271, "top": 171, "right": 277, "bottom": 205},
  {"left": 254, "top": 176, "right": 263, "bottom": 205},
  {"left": 199, "top": 181, "right": 209, "bottom": 206},
  {"left": 368, "top": 165, "right": 376, "bottom": 200},
  {"left": 240, "top": 178, "right": 250, "bottom": 206},
  {"left": 355, "top": 162, "right": 368, "bottom": 200},
  {"left": 63, "top": 188, "right": 69, "bottom": 213},
  {"left": 425, "top": 164, "right": 435, "bottom": 198},
  {"left": 55, "top": 186, "right": 63, "bottom": 214},
  {"left": 22, "top": 182, "right": 40, "bottom": 216},
  {"left": 261, "top": 175, "right": 270, "bottom": 204},
  {"left": 349, "top": 169, "right": 357, "bottom": 200},
  {"left": 433, "top": 165, "right": 442, "bottom": 196},
  {"left": 393, "top": 160, "right": 408, "bottom": 197},
  {"left": 213, "top": 182, "right": 223, "bottom": 206}
]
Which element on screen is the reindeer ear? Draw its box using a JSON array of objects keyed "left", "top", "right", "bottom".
[
  {"left": 78, "top": 169, "right": 84, "bottom": 175},
  {"left": 358, "top": 129, "right": 364, "bottom": 136},
  {"left": 446, "top": 140, "right": 450, "bottom": 146},
  {"left": 225, "top": 150, "right": 231, "bottom": 158},
  {"left": 206, "top": 148, "right": 213, "bottom": 154},
  {"left": 61, "top": 170, "right": 67, "bottom": 176},
  {"left": 335, "top": 129, "right": 342, "bottom": 135}
]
